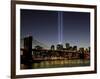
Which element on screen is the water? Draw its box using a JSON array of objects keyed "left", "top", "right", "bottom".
[{"left": 32, "top": 59, "right": 90, "bottom": 69}]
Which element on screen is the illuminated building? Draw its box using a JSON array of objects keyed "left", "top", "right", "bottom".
[
  {"left": 79, "top": 47, "right": 85, "bottom": 59},
  {"left": 79, "top": 48, "right": 84, "bottom": 52},
  {"left": 73, "top": 46, "right": 77, "bottom": 51},
  {"left": 56, "top": 44, "right": 63, "bottom": 50},
  {"left": 51, "top": 45, "right": 55, "bottom": 50},
  {"left": 65, "top": 43, "right": 70, "bottom": 50}
]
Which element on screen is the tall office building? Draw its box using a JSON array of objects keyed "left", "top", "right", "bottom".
[
  {"left": 79, "top": 47, "right": 85, "bottom": 59},
  {"left": 65, "top": 43, "right": 70, "bottom": 50},
  {"left": 79, "top": 48, "right": 84, "bottom": 52},
  {"left": 51, "top": 45, "right": 55, "bottom": 50},
  {"left": 88, "top": 47, "right": 90, "bottom": 52},
  {"left": 57, "top": 44, "right": 63, "bottom": 50},
  {"left": 73, "top": 46, "right": 77, "bottom": 51}
]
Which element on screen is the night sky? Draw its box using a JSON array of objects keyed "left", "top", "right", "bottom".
[{"left": 21, "top": 9, "right": 90, "bottom": 48}]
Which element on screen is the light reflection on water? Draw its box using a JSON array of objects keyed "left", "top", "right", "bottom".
[{"left": 32, "top": 59, "right": 90, "bottom": 69}]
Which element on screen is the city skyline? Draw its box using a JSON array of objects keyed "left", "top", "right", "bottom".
[{"left": 21, "top": 9, "right": 90, "bottom": 48}]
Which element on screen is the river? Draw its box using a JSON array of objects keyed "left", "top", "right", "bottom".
[{"left": 32, "top": 59, "right": 90, "bottom": 69}]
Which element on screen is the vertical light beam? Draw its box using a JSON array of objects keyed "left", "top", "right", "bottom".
[
  {"left": 58, "top": 11, "right": 60, "bottom": 44},
  {"left": 58, "top": 11, "right": 63, "bottom": 44},
  {"left": 61, "top": 11, "right": 63, "bottom": 44}
]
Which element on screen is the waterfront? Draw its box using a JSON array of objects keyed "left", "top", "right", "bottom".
[
  {"left": 32, "top": 59, "right": 90, "bottom": 69},
  {"left": 20, "top": 36, "right": 90, "bottom": 69}
]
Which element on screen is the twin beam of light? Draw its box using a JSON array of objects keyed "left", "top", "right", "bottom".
[{"left": 58, "top": 11, "right": 63, "bottom": 44}]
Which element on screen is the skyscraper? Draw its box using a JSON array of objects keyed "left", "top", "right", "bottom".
[
  {"left": 51, "top": 45, "right": 55, "bottom": 50},
  {"left": 73, "top": 46, "right": 77, "bottom": 51},
  {"left": 65, "top": 43, "right": 70, "bottom": 50},
  {"left": 57, "top": 44, "right": 63, "bottom": 50}
]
